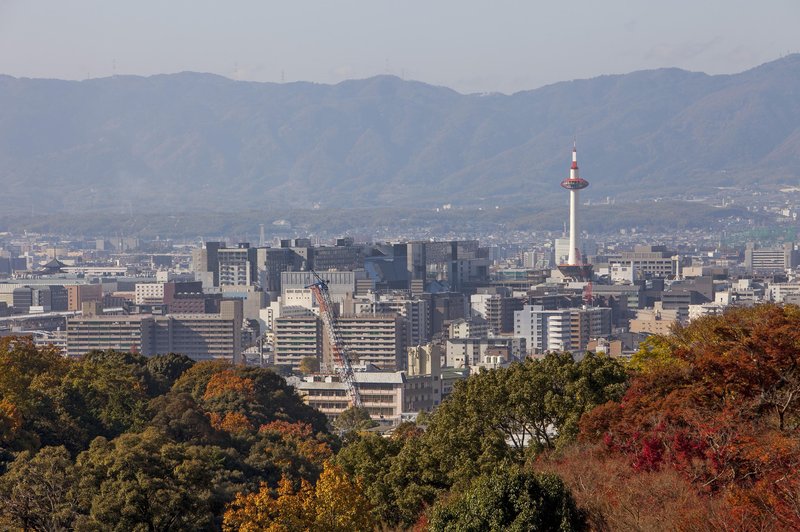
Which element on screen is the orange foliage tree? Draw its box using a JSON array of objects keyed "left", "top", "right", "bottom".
[{"left": 203, "top": 370, "right": 256, "bottom": 402}]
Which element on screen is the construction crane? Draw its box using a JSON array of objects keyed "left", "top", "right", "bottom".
[{"left": 306, "top": 270, "right": 362, "bottom": 408}]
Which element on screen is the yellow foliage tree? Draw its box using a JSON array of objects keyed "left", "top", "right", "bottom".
[
  {"left": 223, "top": 462, "right": 374, "bottom": 531},
  {"left": 0, "top": 399, "right": 22, "bottom": 443},
  {"left": 313, "top": 461, "right": 374, "bottom": 531},
  {"left": 627, "top": 334, "right": 685, "bottom": 373}
]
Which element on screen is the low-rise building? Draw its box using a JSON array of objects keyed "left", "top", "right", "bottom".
[{"left": 629, "top": 302, "right": 680, "bottom": 335}]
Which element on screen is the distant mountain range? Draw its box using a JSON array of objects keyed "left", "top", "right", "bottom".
[{"left": 1, "top": 55, "right": 799, "bottom": 215}]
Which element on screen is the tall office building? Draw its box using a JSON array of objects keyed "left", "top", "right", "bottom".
[
  {"left": 370, "top": 295, "right": 429, "bottom": 348},
  {"left": 67, "top": 284, "right": 104, "bottom": 311},
  {"left": 218, "top": 243, "right": 258, "bottom": 286},
  {"left": 192, "top": 241, "right": 221, "bottom": 287}
]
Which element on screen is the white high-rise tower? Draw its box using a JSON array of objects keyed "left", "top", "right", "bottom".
[{"left": 560, "top": 143, "right": 589, "bottom": 265}]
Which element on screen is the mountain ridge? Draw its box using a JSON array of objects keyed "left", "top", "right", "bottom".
[{"left": 1, "top": 55, "right": 799, "bottom": 214}]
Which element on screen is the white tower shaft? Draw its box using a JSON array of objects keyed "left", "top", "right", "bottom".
[
  {"left": 568, "top": 189, "right": 579, "bottom": 265},
  {"left": 559, "top": 143, "right": 590, "bottom": 274}
]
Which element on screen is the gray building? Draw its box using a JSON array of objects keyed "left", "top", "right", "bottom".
[{"left": 744, "top": 242, "right": 797, "bottom": 273}]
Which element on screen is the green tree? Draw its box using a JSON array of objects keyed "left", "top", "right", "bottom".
[
  {"left": 332, "top": 406, "right": 378, "bottom": 436},
  {"left": 420, "top": 353, "right": 627, "bottom": 482},
  {"left": 0, "top": 446, "right": 80, "bottom": 531},
  {"left": 335, "top": 432, "right": 405, "bottom": 523},
  {"left": 298, "top": 356, "right": 320, "bottom": 375},
  {"left": 428, "top": 466, "right": 586, "bottom": 532},
  {"left": 51, "top": 350, "right": 152, "bottom": 445},
  {"left": 246, "top": 420, "right": 335, "bottom": 485},
  {"left": 339, "top": 353, "right": 626, "bottom": 527},
  {"left": 145, "top": 352, "right": 195, "bottom": 395},
  {"left": 147, "top": 392, "right": 228, "bottom": 446},
  {"left": 75, "top": 428, "right": 246, "bottom": 531}
]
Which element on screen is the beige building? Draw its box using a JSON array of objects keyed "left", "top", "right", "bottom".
[
  {"left": 65, "top": 300, "right": 242, "bottom": 361},
  {"left": 135, "top": 282, "right": 165, "bottom": 305},
  {"left": 324, "top": 314, "right": 406, "bottom": 371},
  {"left": 448, "top": 317, "right": 489, "bottom": 339},
  {"left": 629, "top": 302, "right": 680, "bottom": 335},
  {"left": 613, "top": 245, "right": 680, "bottom": 279}
]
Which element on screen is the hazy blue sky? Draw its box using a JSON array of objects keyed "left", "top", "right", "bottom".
[{"left": 1, "top": 0, "right": 798, "bottom": 93}]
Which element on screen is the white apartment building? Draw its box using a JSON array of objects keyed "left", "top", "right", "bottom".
[
  {"left": 448, "top": 317, "right": 490, "bottom": 339},
  {"left": 514, "top": 305, "right": 573, "bottom": 354}
]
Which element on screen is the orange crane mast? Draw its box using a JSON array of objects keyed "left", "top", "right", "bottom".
[{"left": 306, "top": 270, "right": 362, "bottom": 408}]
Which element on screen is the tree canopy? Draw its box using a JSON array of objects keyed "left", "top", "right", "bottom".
[{"left": 4, "top": 304, "right": 800, "bottom": 529}]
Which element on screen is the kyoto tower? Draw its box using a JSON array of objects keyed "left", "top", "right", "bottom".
[{"left": 557, "top": 143, "right": 593, "bottom": 281}]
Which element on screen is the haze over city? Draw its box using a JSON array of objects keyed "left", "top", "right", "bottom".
[{"left": 1, "top": 0, "right": 798, "bottom": 93}]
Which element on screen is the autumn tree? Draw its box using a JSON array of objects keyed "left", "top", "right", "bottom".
[
  {"left": 246, "top": 420, "right": 335, "bottom": 486},
  {"left": 173, "top": 363, "right": 328, "bottom": 440},
  {"left": 578, "top": 304, "right": 800, "bottom": 525},
  {"left": 223, "top": 461, "right": 374, "bottom": 532},
  {"left": 0, "top": 337, "right": 68, "bottom": 459}
]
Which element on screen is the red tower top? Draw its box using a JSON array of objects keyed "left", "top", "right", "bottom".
[{"left": 560, "top": 144, "right": 589, "bottom": 190}]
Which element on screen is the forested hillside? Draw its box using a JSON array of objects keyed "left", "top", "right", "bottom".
[{"left": 2, "top": 304, "right": 800, "bottom": 530}]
